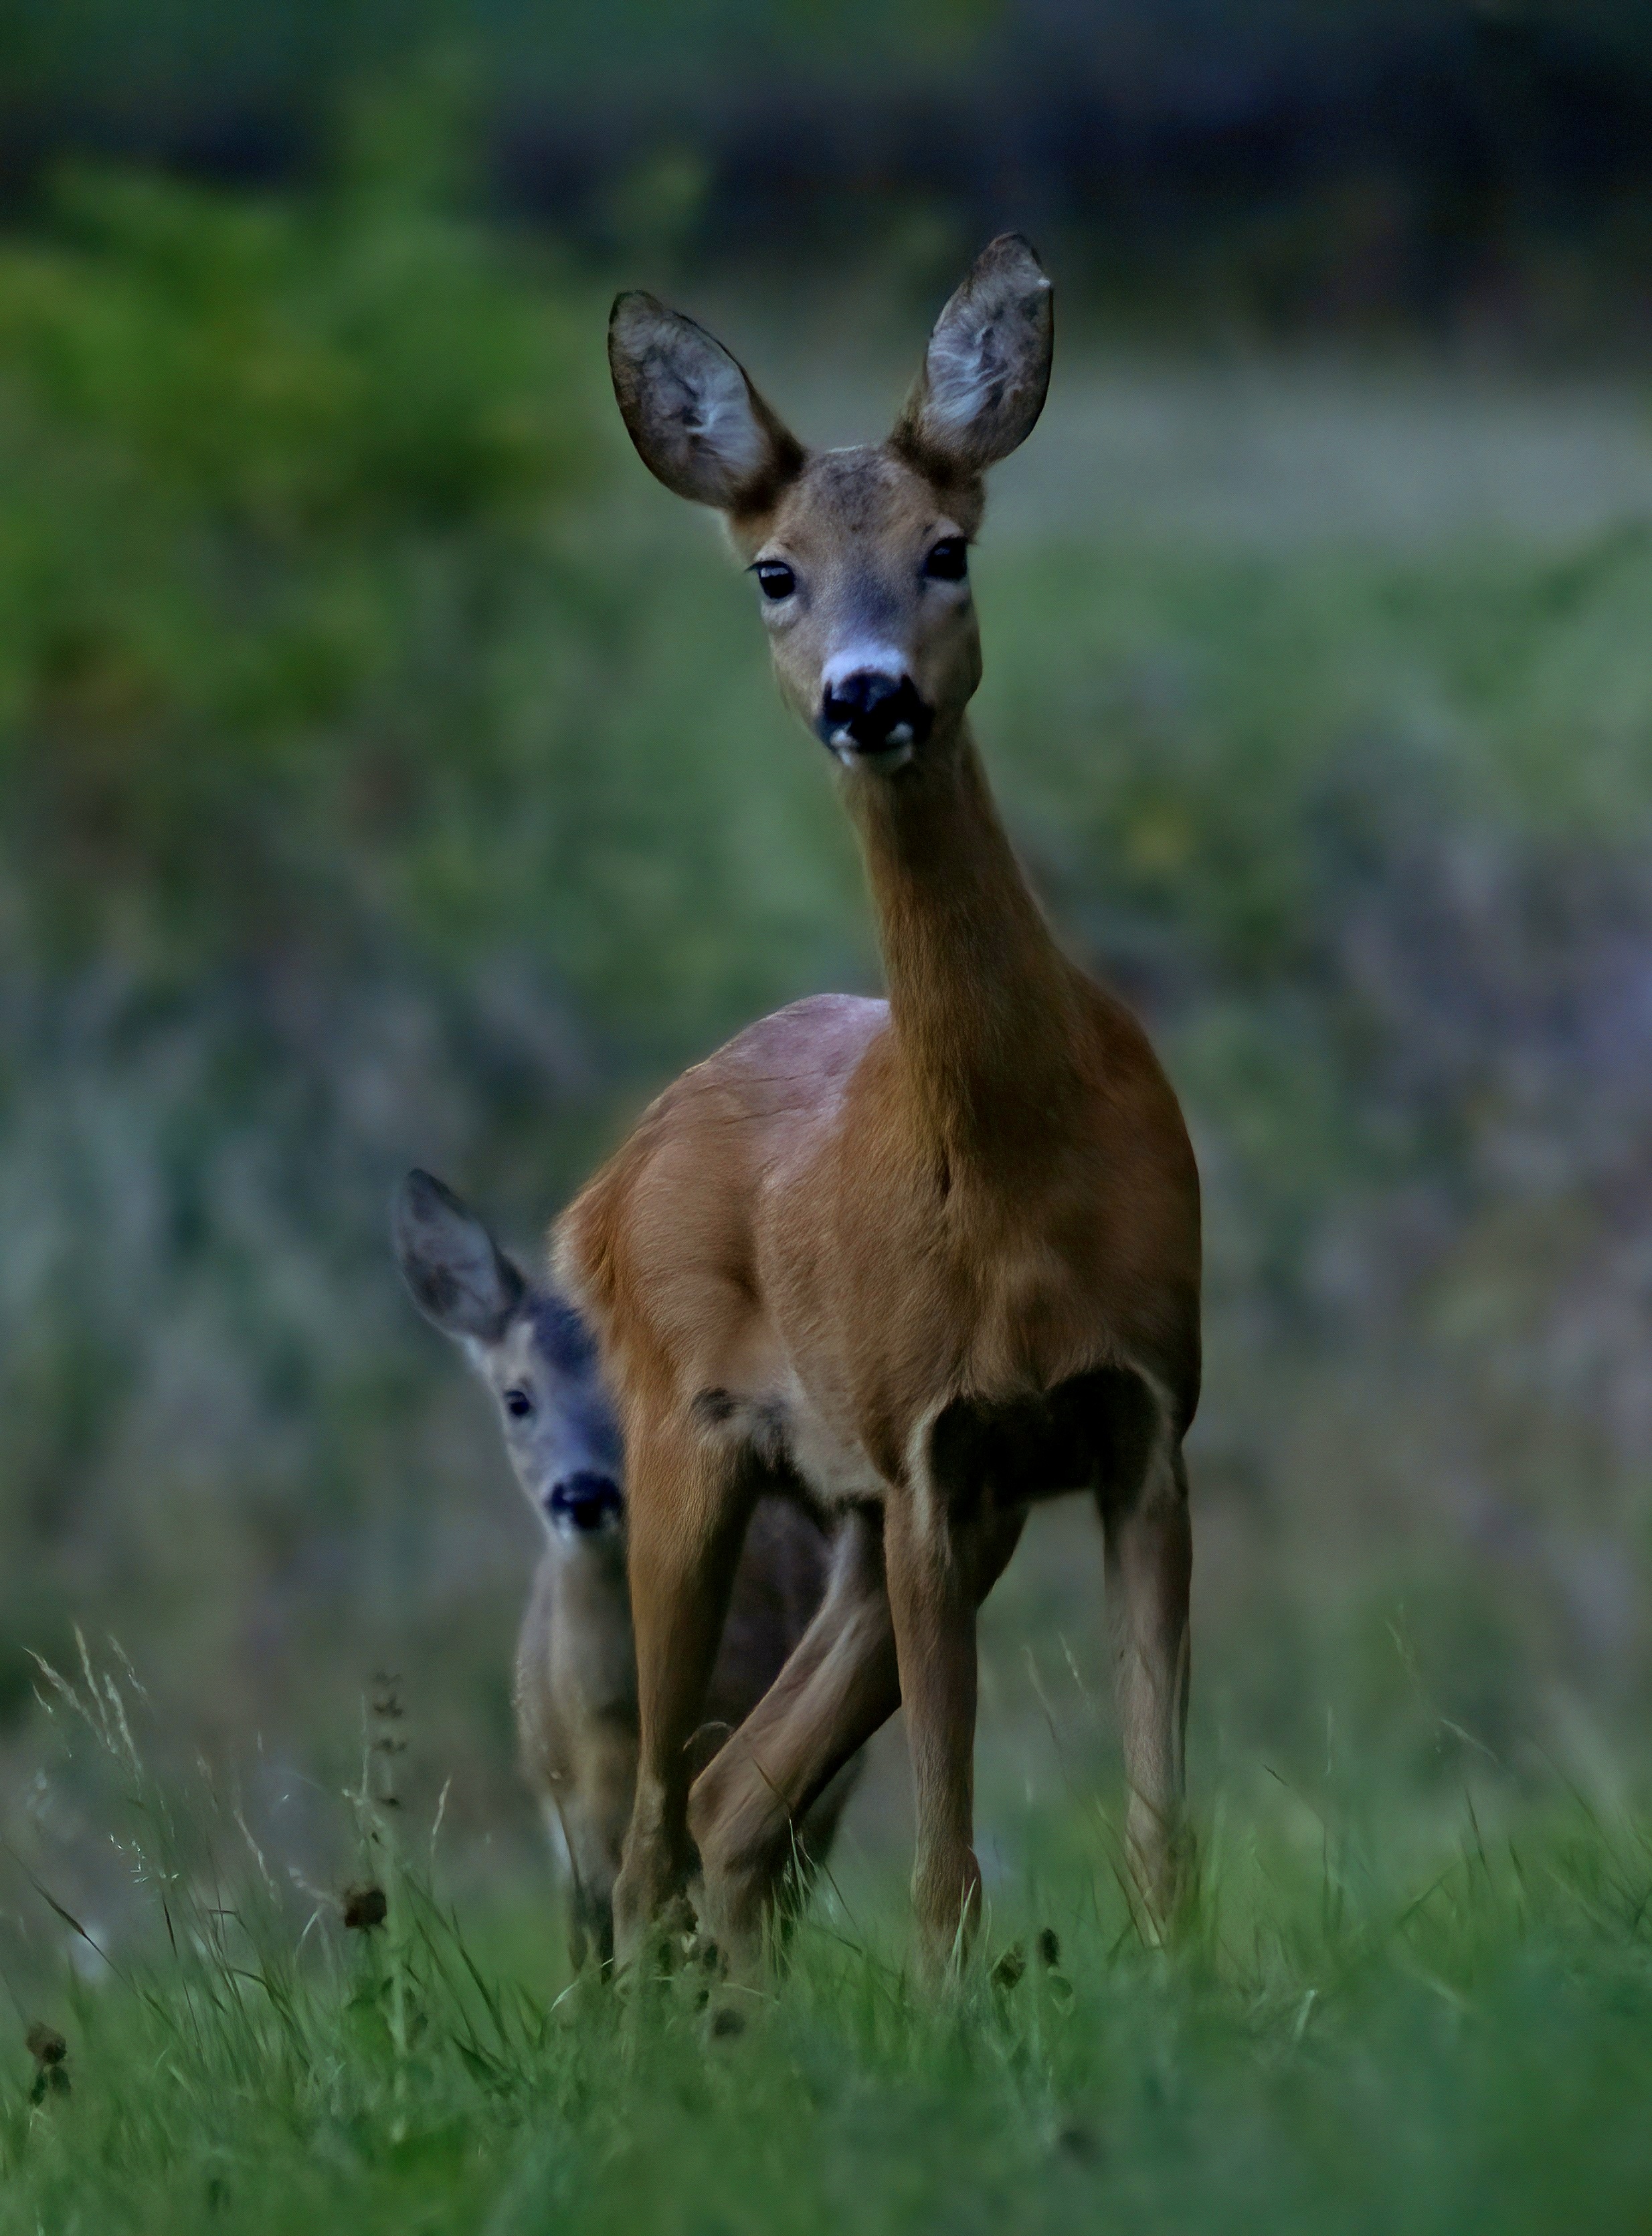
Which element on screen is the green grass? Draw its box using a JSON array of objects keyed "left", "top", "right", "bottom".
[{"left": 6, "top": 1656, "right": 1652, "bottom": 2234}]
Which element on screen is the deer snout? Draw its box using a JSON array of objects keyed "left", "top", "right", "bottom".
[
  {"left": 545, "top": 1470, "right": 624, "bottom": 1534},
  {"left": 818, "top": 671, "right": 931, "bottom": 766}
]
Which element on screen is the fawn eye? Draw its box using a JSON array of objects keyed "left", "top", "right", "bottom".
[
  {"left": 922, "top": 539, "right": 968, "bottom": 583},
  {"left": 504, "top": 1389, "right": 533, "bottom": 1420},
  {"left": 753, "top": 560, "right": 796, "bottom": 602}
]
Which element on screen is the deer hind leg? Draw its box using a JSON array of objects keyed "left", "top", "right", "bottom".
[
  {"left": 1099, "top": 1418, "right": 1193, "bottom": 1934},
  {"left": 689, "top": 1507, "right": 898, "bottom": 1968},
  {"left": 611, "top": 1422, "right": 753, "bottom": 1968}
]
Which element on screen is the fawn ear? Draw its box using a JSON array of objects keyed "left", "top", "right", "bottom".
[
  {"left": 393, "top": 1170, "right": 525, "bottom": 1346},
  {"left": 893, "top": 234, "right": 1053, "bottom": 479},
  {"left": 609, "top": 292, "right": 804, "bottom": 513}
]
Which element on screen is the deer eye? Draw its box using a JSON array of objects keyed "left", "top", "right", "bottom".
[
  {"left": 504, "top": 1389, "right": 533, "bottom": 1420},
  {"left": 753, "top": 560, "right": 796, "bottom": 602},
  {"left": 921, "top": 538, "right": 968, "bottom": 583}
]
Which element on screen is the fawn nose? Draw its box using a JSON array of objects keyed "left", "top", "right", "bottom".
[
  {"left": 819, "top": 671, "right": 930, "bottom": 760},
  {"left": 545, "top": 1470, "right": 623, "bottom": 1533}
]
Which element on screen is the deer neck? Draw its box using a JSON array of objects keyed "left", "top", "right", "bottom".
[{"left": 848, "top": 724, "right": 1083, "bottom": 1177}]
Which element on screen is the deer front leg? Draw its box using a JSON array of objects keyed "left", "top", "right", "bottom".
[
  {"left": 612, "top": 1425, "right": 751, "bottom": 1968},
  {"left": 884, "top": 1490, "right": 985, "bottom": 1979},
  {"left": 1101, "top": 1440, "right": 1192, "bottom": 1933}
]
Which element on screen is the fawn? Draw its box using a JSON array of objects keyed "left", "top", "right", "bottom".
[{"left": 393, "top": 1169, "right": 859, "bottom": 1968}]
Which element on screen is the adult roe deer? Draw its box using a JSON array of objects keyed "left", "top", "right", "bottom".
[
  {"left": 393, "top": 1169, "right": 860, "bottom": 1969},
  {"left": 561, "top": 236, "right": 1201, "bottom": 1975}
]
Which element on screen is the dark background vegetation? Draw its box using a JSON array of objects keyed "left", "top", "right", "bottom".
[
  {"left": 3, "top": 0, "right": 1652, "bottom": 1921},
  {"left": 7, "top": 0, "right": 1652, "bottom": 347}
]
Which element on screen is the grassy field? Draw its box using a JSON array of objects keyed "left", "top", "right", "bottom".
[{"left": 6, "top": 1654, "right": 1652, "bottom": 2234}]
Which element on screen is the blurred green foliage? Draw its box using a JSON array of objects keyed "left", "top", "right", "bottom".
[
  {"left": 0, "top": 137, "right": 591, "bottom": 974},
  {"left": 1, "top": 0, "right": 1000, "bottom": 119}
]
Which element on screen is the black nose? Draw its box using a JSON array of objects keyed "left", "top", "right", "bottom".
[
  {"left": 818, "top": 671, "right": 931, "bottom": 758},
  {"left": 545, "top": 1471, "right": 623, "bottom": 1532}
]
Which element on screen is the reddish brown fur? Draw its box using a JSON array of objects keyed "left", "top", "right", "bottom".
[{"left": 561, "top": 238, "right": 1201, "bottom": 1973}]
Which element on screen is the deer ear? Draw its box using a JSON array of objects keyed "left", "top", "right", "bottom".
[
  {"left": 393, "top": 1170, "right": 525, "bottom": 1346},
  {"left": 893, "top": 234, "right": 1053, "bottom": 478},
  {"left": 608, "top": 292, "right": 804, "bottom": 513}
]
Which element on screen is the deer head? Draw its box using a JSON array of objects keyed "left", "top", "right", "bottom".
[
  {"left": 393, "top": 1170, "right": 624, "bottom": 1539},
  {"left": 608, "top": 234, "right": 1053, "bottom": 772}
]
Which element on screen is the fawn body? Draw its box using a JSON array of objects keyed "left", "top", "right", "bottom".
[
  {"left": 561, "top": 236, "right": 1201, "bottom": 1976},
  {"left": 393, "top": 1169, "right": 857, "bottom": 1968}
]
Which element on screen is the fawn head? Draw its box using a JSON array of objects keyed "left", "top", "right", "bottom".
[
  {"left": 608, "top": 234, "right": 1052, "bottom": 772},
  {"left": 393, "top": 1171, "right": 624, "bottom": 1539}
]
